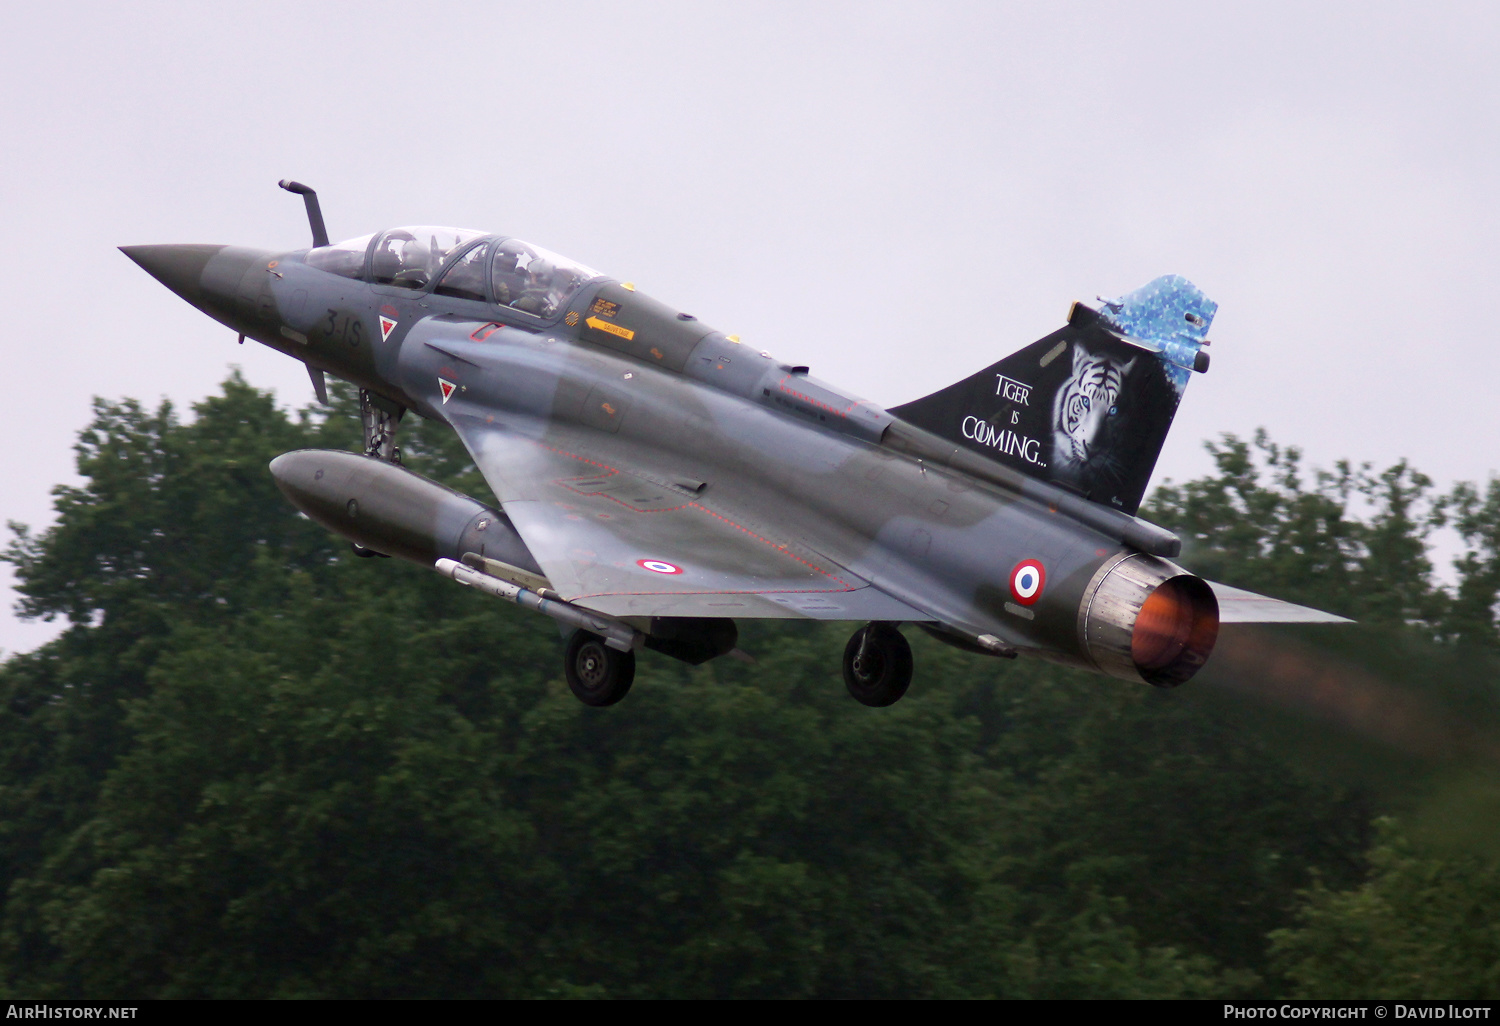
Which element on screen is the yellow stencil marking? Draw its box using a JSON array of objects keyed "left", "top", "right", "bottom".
[{"left": 586, "top": 316, "right": 635, "bottom": 341}]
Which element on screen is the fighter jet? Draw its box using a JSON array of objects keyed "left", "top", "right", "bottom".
[{"left": 121, "top": 181, "right": 1345, "bottom": 708}]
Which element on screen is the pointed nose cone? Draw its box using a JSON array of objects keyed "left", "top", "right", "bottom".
[
  {"left": 120, "top": 244, "right": 226, "bottom": 307},
  {"left": 121, "top": 243, "right": 275, "bottom": 332}
]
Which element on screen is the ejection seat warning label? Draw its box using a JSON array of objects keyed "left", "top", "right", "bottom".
[{"left": 585, "top": 297, "right": 633, "bottom": 339}]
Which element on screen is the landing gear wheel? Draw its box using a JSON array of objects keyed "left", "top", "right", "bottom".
[
  {"left": 842, "top": 622, "right": 913, "bottom": 707},
  {"left": 565, "top": 630, "right": 636, "bottom": 707}
]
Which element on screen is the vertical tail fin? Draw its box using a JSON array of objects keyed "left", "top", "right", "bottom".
[{"left": 889, "top": 275, "right": 1216, "bottom": 515}]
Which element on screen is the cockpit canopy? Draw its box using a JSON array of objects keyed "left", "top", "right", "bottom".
[
  {"left": 370, "top": 227, "right": 485, "bottom": 290},
  {"left": 305, "top": 227, "right": 602, "bottom": 320}
]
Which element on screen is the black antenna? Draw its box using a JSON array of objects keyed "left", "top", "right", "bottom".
[{"left": 278, "top": 179, "right": 330, "bottom": 248}]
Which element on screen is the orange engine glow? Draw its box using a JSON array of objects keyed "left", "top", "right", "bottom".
[{"left": 1130, "top": 577, "right": 1220, "bottom": 687}]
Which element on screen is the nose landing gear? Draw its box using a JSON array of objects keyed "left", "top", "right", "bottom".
[
  {"left": 842, "top": 622, "right": 913, "bottom": 707},
  {"left": 564, "top": 630, "right": 637, "bottom": 707}
]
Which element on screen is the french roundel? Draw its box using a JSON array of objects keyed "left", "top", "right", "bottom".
[
  {"left": 1009, "top": 560, "right": 1046, "bottom": 605},
  {"left": 637, "top": 559, "right": 683, "bottom": 575}
]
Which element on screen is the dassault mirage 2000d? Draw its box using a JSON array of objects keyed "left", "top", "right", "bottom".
[{"left": 122, "top": 181, "right": 1346, "bottom": 707}]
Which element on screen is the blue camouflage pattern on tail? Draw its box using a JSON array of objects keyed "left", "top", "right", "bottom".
[{"left": 1095, "top": 275, "right": 1217, "bottom": 390}]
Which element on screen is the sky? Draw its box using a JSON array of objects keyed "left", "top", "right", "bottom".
[{"left": 2, "top": 2, "right": 1497, "bottom": 656}]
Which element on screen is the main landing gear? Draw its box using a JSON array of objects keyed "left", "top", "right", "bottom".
[
  {"left": 564, "top": 630, "right": 636, "bottom": 707},
  {"left": 842, "top": 622, "right": 913, "bottom": 707},
  {"left": 558, "top": 621, "right": 914, "bottom": 709}
]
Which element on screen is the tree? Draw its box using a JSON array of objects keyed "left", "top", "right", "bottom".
[
  {"left": 1445, "top": 477, "right": 1500, "bottom": 648},
  {"left": 1, "top": 376, "right": 1241, "bottom": 998},
  {"left": 0, "top": 390, "right": 1486, "bottom": 997},
  {"left": 1145, "top": 431, "right": 1458, "bottom": 635},
  {"left": 1271, "top": 819, "right": 1500, "bottom": 999}
]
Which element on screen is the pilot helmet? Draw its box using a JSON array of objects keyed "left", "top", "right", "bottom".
[{"left": 528, "top": 258, "right": 555, "bottom": 285}]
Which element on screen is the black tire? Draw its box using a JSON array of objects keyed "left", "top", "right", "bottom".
[
  {"left": 565, "top": 630, "right": 636, "bottom": 707},
  {"left": 842, "top": 623, "right": 913, "bottom": 707}
]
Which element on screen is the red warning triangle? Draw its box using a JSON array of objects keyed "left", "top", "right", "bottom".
[
  {"left": 438, "top": 378, "right": 457, "bottom": 403},
  {"left": 379, "top": 315, "right": 397, "bottom": 341}
]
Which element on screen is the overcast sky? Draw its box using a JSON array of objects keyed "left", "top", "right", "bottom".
[{"left": 2, "top": 2, "right": 1497, "bottom": 656}]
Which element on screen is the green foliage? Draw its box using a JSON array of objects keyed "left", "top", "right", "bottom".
[
  {"left": 1145, "top": 432, "right": 1500, "bottom": 997},
  {"left": 1448, "top": 478, "right": 1500, "bottom": 648},
  {"left": 1270, "top": 818, "right": 1500, "bottom": 999},
  {"left": 1143, "top": 430, "right": 1443, "bottom": 628},
  {"left": 1, "top": 387, "right": 1497, "bottom": 997}
]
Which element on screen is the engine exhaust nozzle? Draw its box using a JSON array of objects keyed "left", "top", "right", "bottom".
[{"left": 1078, "top": 553, "right": 1220, "bottom": 688}]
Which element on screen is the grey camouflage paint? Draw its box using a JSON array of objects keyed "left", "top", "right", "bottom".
[{"left": 121, "top": 223, "right": 1343, "bottom": 688}]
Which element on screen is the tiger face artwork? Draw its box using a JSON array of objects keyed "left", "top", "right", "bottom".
[{"left": 1051, "top": 345, "right": 1136, "bottom": 486}]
